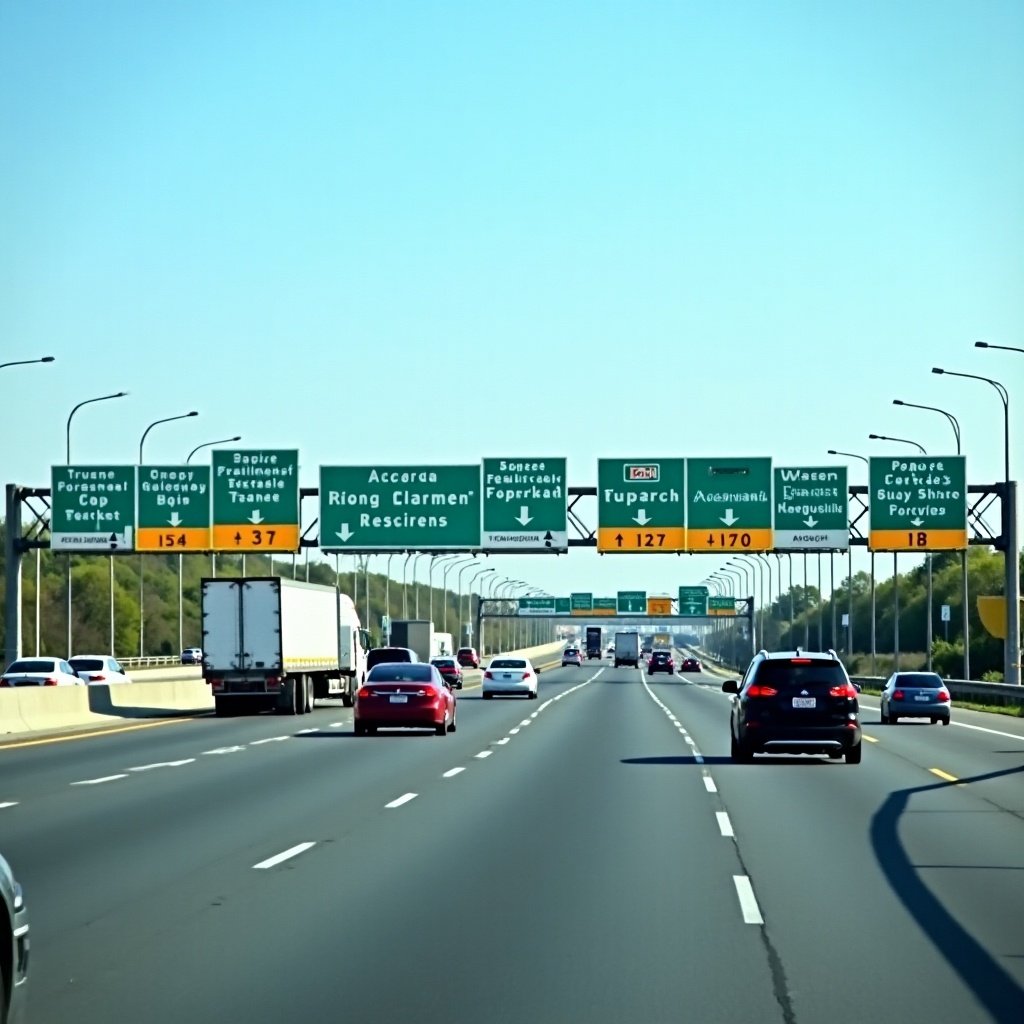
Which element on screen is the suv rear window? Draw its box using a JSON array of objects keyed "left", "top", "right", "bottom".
[
  {"left": 752, "top": 659, "right": 847, "bottom": 690},
  {"left": 490, "top": 659, "right": 527, "bottom": 669},
  {"left": 69, "top": 658, "right": 104, "bottom": 671},
  {"left": 651, "top": 651, "right": 670, "bottom": 660},
  {"left": 366, "top": 648, "right": 417, "bottom": 669},
  {"left": 894, "top": 673, "right": 943, "bottom": 687}
]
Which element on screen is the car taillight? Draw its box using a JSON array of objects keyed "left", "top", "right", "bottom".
[
  {"left": 745, "top": 684, "right": 778, "bottom": 697},
  {"left": 522, "top": 671, "right": 532, "bottom": 680},
  {"left": 357, "top": 686, "right": 372, "bottom": 699},
  {"left": 0, "top": 680, "right": 8, "bottom": 688},
  {"left": 789, "top": 658, "right": 813, "bottom": 664},
  {"left": 484, "top": 671, "right": 493, "bottom": 679},
  {"left": 265, "top": 676, "right": 282, "bottom": 691},
  {"left": 44, "top": 678, "right": 58, "bottom": 686},
  {"left": 937, "top": 690, "right": 950, "bottom": 702},
  {"left": 418, "top": 687, "right": 440, "bottom": 699},
  {"left": 829, "top": 683, "right": 858, "bottom": 699},
  {"left": 91, "top": 674, "right": 106, "bottom": 682},
  {"left": 893, "top": 689, "right": 905, "bottom": 701}
]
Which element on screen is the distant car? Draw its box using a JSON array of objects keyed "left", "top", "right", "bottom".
[
  {"left": 722, "top": 650, "right": 862, "bottom": 764},
  {"left": 354, "top": 662, "right": 456, "bottom": 736},
  {"left": 680, "top": 657, "right": 702, "bottom": 673},
  {"left": 0, "top": 851, "right": 28, "bottom": 1024},
  {"left": 365, "top": 647, "right": 420, "bottom": 672},
  {"left": 880, "top": 671, "right": 951, "bottom": 725},
  {"left": 180, "top": 648, "right": 203, "bottom": 665},
  {"left": 483, "top": 657, "right": 540, "bottom": 699},
  {"left": 69, "top": 655, "right": 132, "bottom": 684},
  {"left": 562, "top": 647, "right": 583, "bottom": 667},
  {"left": 456, "top": 646, "right": 480, "bottom": 669},
  {"left": 430, "top": 657, "right": 463, "bottom": 689},
  {"left": 0, "top": 657, "right": 83, "bottom": 687},
  {"left": 647, "top": 650, "right": 675, "bottom": 675},
  {"left": 606, "top": 643, "right": 615, "bottom": 656}
]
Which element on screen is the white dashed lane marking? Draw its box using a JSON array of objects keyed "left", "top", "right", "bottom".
[
  {"left": 385, "top": 793, "right": 418, "bottom": 809},
  {"left": 253, "top": 842, "right": 316, "bottom": 870},
  {"left": 716, "top": 812, "right": 735, "bottom": 838},
  {"left": 0, "top": 802, "right": 18, "bottom": 809},
  {"left": 71, "top": 774, "right": 128, "bottom": 786},
  {"left": 733, "top": 876, "right": 765, "bottom": 924},
  {"left": 442, "top": 767, "right": 466, "bottom": 779}
]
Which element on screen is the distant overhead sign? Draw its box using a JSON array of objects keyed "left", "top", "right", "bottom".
[
  {"left": 617, "top": 590, "right": 647, "bottom": 614},
  {"left": 707, "top": 595, "right": 737, "bottom": 616},
  {"left": 868, "top": 456, "right": 967, "bottom": 551},
  {"left": 592, "top": 598, "right": 618, "bottom": 616},
  {"left": 137, "top": 465, "right": 212, "bottom": 551},
  {"left": 773, "top": 466, "right": 848, "bottom": 550},
  {"left": 647, "top": 596, "right": 672, "bottom": 615},
  {"left": 482, "top": 458, "right": 567, "bottom": 552},
  {"left": 319, "top": 465, "right": 481, "bottom": 551},
  {"left": 597, "top": 459, "right": 686, "bottom": 552},
  {"left": 678, "top": 586, "right": 709, "bottom": 617},
  {"left": 212, "top": 449, "right": 299, "bottom": 551},
  {"left": 51, "top": 466, "right": 135, "bottom": 551}
]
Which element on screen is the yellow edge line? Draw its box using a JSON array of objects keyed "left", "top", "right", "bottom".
[
  {"left": 929, "top": 768, "right": 959, "bottom": 783},
  {"left": 863, "top": 735, "right": 879, "bottom": 743},
  {"left": 0, "top": 715, "right": 201, "bottom": 750}
]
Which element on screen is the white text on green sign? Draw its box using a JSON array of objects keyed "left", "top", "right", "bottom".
[
  {"left": 482, "top": 458, "right": 567, "bottom": 552},
  {"left": 51, "top": 466, "right": 136, "bottom": 551},
  {"left": 773, "top": 466, "right": 848, "bottom": 550}
]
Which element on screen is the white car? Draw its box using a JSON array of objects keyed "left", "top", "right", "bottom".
[
  {"left": 69, "top": 655, "right": 132, "bottom": 684},
  {"left": 482, "top": 657, "right": 540, "bottom": 699},
  {"left": 0, "top": 657, "right": 83, "bottom": 687}
]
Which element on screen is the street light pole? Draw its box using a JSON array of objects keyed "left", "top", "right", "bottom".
[
  {"left": 186, "top": 436, "right": 240, "bottom": 586},
  {"left": 456, "top": 560, "right": 480, "bottom": 647},
  {"left": 65, "top": 390, "right": 128, "bottom": 657},
  {"left": 442, "top": 557, "right": 474, "bottom": 635},
  {"left": 466, "top": 566, "right": 493, "bottom": 651},
  {"left": 137, "top": 412, "right": 199, "bottom": 657}
]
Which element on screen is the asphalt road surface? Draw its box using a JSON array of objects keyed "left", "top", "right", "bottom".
[{"left": 2, "top": 656, "right": 1022, "bottom": 1023}]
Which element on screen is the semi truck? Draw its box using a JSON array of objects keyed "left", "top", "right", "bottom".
[
  {"left": 585, "top": 626, "right": 603, "bottom": 660},
  {"left": 201, "top": 577, "right": 369, "bottom": 717},
  {"left": 614, "top": 631, "right": 640, "bottom": 668},
  {"left": 389, "top": 619, "right": 433, "bottom": 662},
  {"left": 653, "top": 633, "right": 672, "bottom": 650}
]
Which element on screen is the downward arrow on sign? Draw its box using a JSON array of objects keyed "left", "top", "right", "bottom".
[
  {"left": 248, "top": 511, "right": 264, "bottom": 525},
  {"left": 633, "top": 509, "right": 651, "bottom": 526},
  {"left": 910, "top": 517, "right": 924, "bottom": 527},
  {"left": 803, "top": 516, "right": 818, "bottom": 528},
  {"left": 336, "top": 523, "right": 354, "bottom": 543},
  {"left": 720, "top": 508, "right": 739, "bottom": 526},
  {"left": 515, "top": 506, "right": 533, "bottom": 526},
  {"left": 168, "top": 512, "right": 182, "bottom": 527}
]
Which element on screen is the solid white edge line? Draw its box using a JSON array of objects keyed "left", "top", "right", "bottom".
[
  {"left": 251, "top": 736, "right": 290, "bottom": 745},
  {"left": 442, "top": 767, "right": 465, "bottom": 778},
  {"left": 385, "top": 792, "right": 418, "bottom": 809},
  {"left": 733, "top": 875, "right": 764, "bottom": 924},
  {"left": 716, "top": 811, "right": 735, "bottom": 837},
  {"left": 253, "top": 841, "right": 316, "bottom": 869},
  {"left": 703, "top": 776, "right": 717, "bottom": 793},
  {"left": 71, "top": 774, "right": 128, "bottom": 786},
  {"left": 0, "top": 802, "right": 18, "bottom": 809}
]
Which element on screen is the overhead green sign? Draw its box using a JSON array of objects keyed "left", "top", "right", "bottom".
[
  {"left": 571, "top": 592, "right": 593, "bottom": 612},
  {"left": 687, "top": 457, "right": 773, "bottom": 552},
  {"left": 137, "top": 465, "right": 211, "bottom": 551},
  {"left": 678, "top": 585, "right": 709, "bottom": 617},
  {"left": 518, "top": 596, "right": 555, "bottom": 615},
  {"left": 774, "top": 466, "right": 848, "bottom": 550},
  {"left": 597, "top": 458, "right": 686, "bottom": 552},
  {"left": 555, "top": 597, "right": 571, "bottom": 615},
  {"left": 593, "top": 598, "right": 617, "bottom": 614},
  {"left": 617, "top": 590, "right": 647, "bottom": 614},
  {"left": 212, "top": 449, "right": 300, "bottom": 551},
  {"left": 319, "top": 465, "right": 481, "bottom": 551},
  {"left": 482, "top": 457, "right": 567, "bottom": 552},
  {"left": 868, "top": 456, "right": 967, "bottom": 551},
  {"left": 51, "top": 466, "right": 136, "bottom": 551}
]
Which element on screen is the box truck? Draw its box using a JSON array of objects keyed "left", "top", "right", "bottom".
[
  {"left": 201, "top": 577, "right": 369, "bottom": 716},
  {"left": 389, "top": 620, "right": 433, "bottom": 662},
  {"left": 614, "top": 631, "right": 640, "bottom": 668},
  {"left": 585, "top": 626, "right": 603, "bottom": 660}
]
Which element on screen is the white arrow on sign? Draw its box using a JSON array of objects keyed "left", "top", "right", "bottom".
[
  {"left": 336, "top": 523, "right": 354, "bottom": 543},
  {"left": 803, "top": 516, "right": 818, "bottom": 528},
  {"left": 515, "top": 506, "right": 533, "bottom": 526},
  {"left": 168, "top": 512, "right": 182, "bottom": 527},
  {"left": 720, "top": 508, "right": 739, "bottom": 526},
  {"left": 248, "top": 510, "right": 264, "bottom": 525},
  {"left": 910, "top": 517, "right": 924, "bottom": 527},
  {"left": 633, "top": 509, "right": 651, "bottom": 526}
]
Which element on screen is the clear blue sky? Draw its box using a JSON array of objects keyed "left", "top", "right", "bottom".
[{"left": 2, "top": 0, "right": 1021, "bottom": 602}]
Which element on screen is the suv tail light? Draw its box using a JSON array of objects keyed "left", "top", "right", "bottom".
[
  {"left": 746, "top": 684, "right": 778, "bottom": 698},
  {"left": 829, "top": 683, "right": 859, "bottom": 699},
  {"left": 893, "top": 689, "right": 905, "bottom": 701},
  {"left": 938, "top": 689, "right": 951, "bottom": 702},
  {"left": 484, "top": 670, "right": 493, "bottom": 679}
]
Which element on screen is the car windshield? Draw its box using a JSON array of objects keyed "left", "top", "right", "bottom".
[
  {"left": 69, "top": 658, "right": 105, "bottom": 671},
  {"left": 491, "top": 659, "right": 527, "bottom": 669},
  {"left": 895, "top": 673, "right": 944, "bottom": 687},
  {"left": 754, "top": 661, "right": 848, "bottom": 690},
  {"left": 368, "top": 665, "right": 432, "bottom": 682},
  {"left": 5, "top": 659, "right": 57, "bottom": 673}
]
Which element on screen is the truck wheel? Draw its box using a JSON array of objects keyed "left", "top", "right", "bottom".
[
  {"left": 341, "top": 692, "right": 354, "bottom": 708},
  {"left": 305, "top": 676, "right": 315, "bottom": 713}
]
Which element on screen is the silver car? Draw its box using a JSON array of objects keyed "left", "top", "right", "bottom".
[
  {"left": 880, "top": 671, "right": 951, "bottom": 725},
  {"left": 0, "top": 852, "right": 29, "bottom": 1023}
]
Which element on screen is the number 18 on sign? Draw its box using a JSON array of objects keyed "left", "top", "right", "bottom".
[{"left": 868, "top": 456, "right": 967, "bottom": 551}]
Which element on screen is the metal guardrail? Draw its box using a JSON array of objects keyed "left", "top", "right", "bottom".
[
  {"left": 850, "top": 675, "right": 1024, "bottom": 708},
  {"left": 117, "top": 656, "right": 185, "bottom": 669}
]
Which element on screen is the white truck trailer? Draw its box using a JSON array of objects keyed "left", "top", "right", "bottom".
[
  {"left": 614, "top": 631, "right": 640, "bottom": 669},
  {"left": 201, "top": 577, "right": 369, "bottom": 716}
]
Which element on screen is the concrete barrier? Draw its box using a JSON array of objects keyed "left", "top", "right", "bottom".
[{"left": 0, "top": 641, "right": 566, "bottom": 738}]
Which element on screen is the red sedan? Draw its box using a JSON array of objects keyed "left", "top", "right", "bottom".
[
  {"left": 680, "top": 657, "right": 702, "bottom": 673},
  {"left": 354, "top": 663, "right": 457, "bottom": 736}
]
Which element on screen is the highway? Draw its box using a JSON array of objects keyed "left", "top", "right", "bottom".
[{"left": 2, "top": 655, "right": 1022, "bottom": 1023}]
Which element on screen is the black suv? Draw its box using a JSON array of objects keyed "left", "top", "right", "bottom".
[
  {"left": 647, "top": 650, "right": 675, "bottom": 675},
  {"left": 722, "top": 650, "right": 862, "bottom": 764}
]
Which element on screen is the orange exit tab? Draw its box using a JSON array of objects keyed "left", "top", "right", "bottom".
[
  {"left": 212, "top": 524, "right": 301, "bottom": 552},
  {"left": 687, "top": 528, "right": 773, "bottom": 552},
  {"left": 597, "top": 527, "right": 686, "bottom": 553},
  {"left": 136, "top": 527, "right": 212, "bottom": 551},
  {"left": 868, "top": 529, "right": 968, "bottom": 552},
  {"left": 647, "top": 597, "right": 672, "bottom": 615}
]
